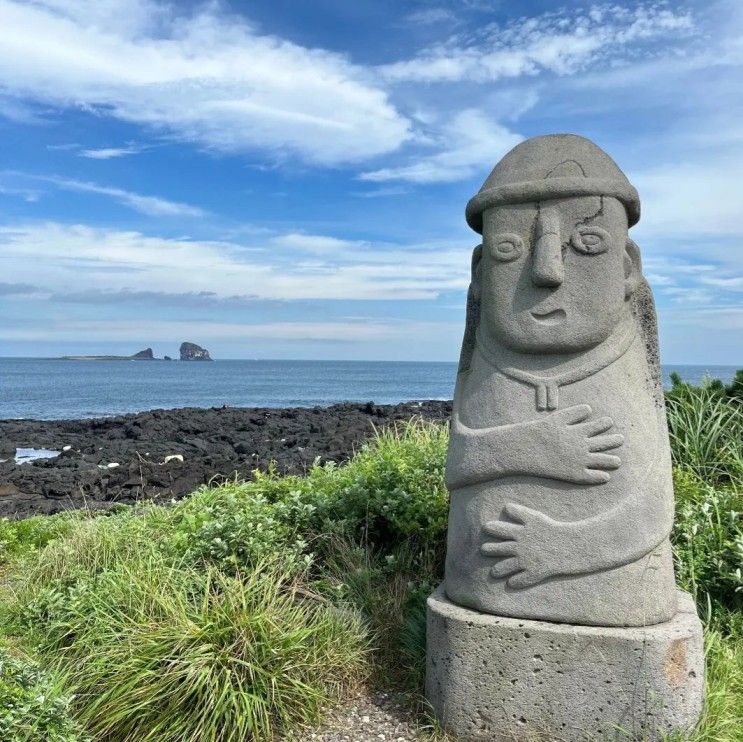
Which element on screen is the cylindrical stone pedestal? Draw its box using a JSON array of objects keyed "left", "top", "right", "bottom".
[{"left": 426, "top": 585, "right": 704, "bottom": 741}]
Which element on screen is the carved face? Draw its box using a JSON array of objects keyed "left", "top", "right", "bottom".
[{"left": 479, "top": 196, "right": 636, "bottom": 354}]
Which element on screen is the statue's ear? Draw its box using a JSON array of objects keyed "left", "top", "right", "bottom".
[
  {"left": 624, "top": 238, "right": 641, "bottom": 299},
  {"left": 471, "top": 243, "right": 483, "bottom": 301}
]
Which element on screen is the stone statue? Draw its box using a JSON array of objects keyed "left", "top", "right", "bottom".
[
  {"left": 444, "top": 134, "right": 674, "bottom": 626},
  {"left": 426, "top": 134, "right": 704, "bottom": 741}
]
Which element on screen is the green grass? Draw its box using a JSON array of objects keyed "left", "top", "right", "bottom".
[
  {"left": 0, "top": 640, "right": 87, "bottom": 742},
  {"left": 0, "top": 376, "right": 740, "bottom": 740},
  {"left": 666, "top": 373, "right": 743, "bottom": 487}
]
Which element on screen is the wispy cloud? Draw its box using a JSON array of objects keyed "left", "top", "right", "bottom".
[
  {"left": 2, "top": 172, "right": 205, "bottom": 217},
  {"left": 633, "top": 157, "right": 743, "bottom": 238},
  {"left": 0, "top": 282, "right": 38, "bottom": 296},
  {"left": 0, "top": 183, "right": 41, "bottom": 202},
  {"left": 402, "top": 8, "right": 457, "bottom": 26},
  {"left": 359, "top": 109, "right": 521, "bottom": 183},
  {"left": 271, "top": 233, "right": 366, "bottom": 254},
  {"left": 380, "top": 4, "right": 694, "bottom": 83},
  {"left": 79, "top": 145, "right": 143, "bottom": 160},
  {"left": 49, "top": 177, "right": 205, "bottom": 217},
  {"left": 0, "top": 318, "right": 463, "bottom": 350},
  {"left": 0, "top": 0, "right": 411, "bottom": 165},
  {"left": 0, "top": 222, "right": 470, "bottom": 302}
]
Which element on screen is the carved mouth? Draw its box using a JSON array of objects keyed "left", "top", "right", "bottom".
[{"left": 530, "top": 308, "right": 566, "bottom": 324}]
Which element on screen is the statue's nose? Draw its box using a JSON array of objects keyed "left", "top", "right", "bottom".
[{"left": 532, "top": 207, "right": 564, "bottom": 288}]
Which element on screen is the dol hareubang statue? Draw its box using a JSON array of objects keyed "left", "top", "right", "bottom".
[
  {"left": 426, "top": 134, "right": 704, "bottom": 742},
  {"left": 444, "top": 134, "right": 674, "bottom": 626}
]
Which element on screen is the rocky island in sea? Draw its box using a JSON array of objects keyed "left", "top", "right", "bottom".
[
  {"left": 55, "top": 342, "right": 212, "bottom": 361},
  {"left": 179, "top": 342, "right": 212, "bottom": 361}
]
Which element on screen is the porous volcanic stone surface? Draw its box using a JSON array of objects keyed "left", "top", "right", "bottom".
[
  {"left": 0, "top": 401, "right": 451, "bottom": 518},
  {"left": 447, "top": 133, "right": 678, "bottom": 627},
  {"left": 426, "top": 585, "right": 704, "bottom": 742}
]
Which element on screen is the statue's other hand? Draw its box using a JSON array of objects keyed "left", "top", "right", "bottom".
[
  {"left": 481, "top": 503, "right": 561, "bottom": 588},
  {"left": 528, "top": 404, "right": 623, "bottom": 484}
]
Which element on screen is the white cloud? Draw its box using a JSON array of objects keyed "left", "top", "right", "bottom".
[
  {"left": 50, "top": 177, "right": 205, "bottom": 217},
  {"left": 403, "top": 8, "right": 457, "bottom": 26},
  {"left": 0, "top": 222, "right": 470, "bottom": 302},
  {"left": 699, "top": 276, "right": 743, "bottom": 291},
  {"left": 271, "top": 233, "right": 366, "bottom": 254},
  {"left": 0, "top": 184, "right": 41, "bottom": 202},
  {"left": 79, "top": 145, "right": 142, "bottom": 159},
  {"left": 4, "top": 172, "right": 205, "bottom": 217},
  {"left": 661, "top": 286, "right": 716, "bottom": 305},
  {"left": 0, "top": 317, "right": 465, "bottom": 360},
  {"left": 380, "top": 4, "right": 694, "bottom": 83},
  {"left": 0, "top": 0, "right": 411, "bottom": 165},
  {"left": 359, "top": 109, "right": 522, "bottom": 183},
  {"left": 633, "top": 157, "right": 743, "bottom": 238}
]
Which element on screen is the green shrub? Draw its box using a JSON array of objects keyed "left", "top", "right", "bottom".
[
  {"left": 0, "top": 512, "right": 83, "bottom": 568},
  {"left": 672, "top": 469, "right": 743, "bottom": 630},
  {"left": 332, "top": 419, "right": 449, "bottom": 549},
  {"left": 0, "top": 643, "right": 87, "bottom": 741},
  {"left": 2, "top": 407, "right": 743, "bottom": 738},
  {"left": 167, "top": 484, "right": 313, "bottom": 573}
]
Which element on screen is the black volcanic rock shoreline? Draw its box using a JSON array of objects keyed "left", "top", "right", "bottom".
[{"left": 0, "top": 401, "right": 452, "bottom": 519}]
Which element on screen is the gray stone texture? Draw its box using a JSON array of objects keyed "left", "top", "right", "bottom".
[
  {"left": 426, "top": 586, "right": 704, "bottom": 742},
  {"left": 444, "top": 134, "right": 677, "bottom": 627},
  {"left": 428, "top": 134, "right": 705, "bottom": 739}
]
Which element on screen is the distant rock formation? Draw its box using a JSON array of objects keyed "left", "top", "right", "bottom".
[
  {"left": 180, "top": 342, "right": 212, "bottom": 361},
  {"left": 164, "top": 355, "right": 173, "bottom": 361},
  {"left": 131, "top": 348, "right": 154, "bottom": 360},
  {"left": 59, "top": 348, "right": 157, "bottom": 361}
]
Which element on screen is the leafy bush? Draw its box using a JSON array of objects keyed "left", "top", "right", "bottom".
[
  {"left": 167, "top": 484, "right": 313, "bottom": 573},
  {"left": 672, "top": 469, "right": 743, "bottom": 628},
  {"left": 0, "top": 643, "right": 87, "bottom": 741},
  {"left": 0, "top": 513, "right": 81, "bottom": 567},
  {"left": 331, "top": 419, "right": 449, "bottom": 548}
]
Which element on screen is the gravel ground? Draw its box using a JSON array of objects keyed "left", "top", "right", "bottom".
[{"left": 287, "top": 691, "right": 433, "bottom": 742}]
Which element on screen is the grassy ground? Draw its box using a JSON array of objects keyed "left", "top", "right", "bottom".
[{"left": 0, "top": 373, "right": 740, "bottom": 741}]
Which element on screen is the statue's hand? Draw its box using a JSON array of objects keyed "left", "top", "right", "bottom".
[
  {"left": 522, "top": 404, "right": 623, "bottom": 484},
  {"left": 481, "top": 503, "right": 564, "bottom": 588}
]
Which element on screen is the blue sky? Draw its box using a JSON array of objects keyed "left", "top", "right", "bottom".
[{"left": 0, "top": 0, "right": 741, "bottom": 362}]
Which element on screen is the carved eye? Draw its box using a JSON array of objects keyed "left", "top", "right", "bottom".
[
  {"left": 489, "top": 233, "right": 523, "bottom": 262},
  {"left": 570, "top": 226, "right": 611, "bottom": 255}
]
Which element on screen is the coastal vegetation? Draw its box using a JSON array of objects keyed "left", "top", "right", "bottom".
[{"left": 0, "top": 375, "right": 740, "bottom": 740}]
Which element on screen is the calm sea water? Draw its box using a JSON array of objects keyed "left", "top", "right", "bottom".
[{"left": 0, "top": 358, "right": 738, "bottom": 420}]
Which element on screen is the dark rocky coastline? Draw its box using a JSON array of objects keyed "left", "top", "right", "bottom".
[{"left": 0, "top": 401, "right": 451, "bottom": 518}]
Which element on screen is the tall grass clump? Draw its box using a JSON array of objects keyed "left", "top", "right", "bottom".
[
  {"left": 3, "top": 511, "right": 368, "bottom": 740},
  {"left": 25, "top": 562, "right": 366, "bottom": 740},
  {"left": 666, "top": 373, "right": 743, "bottom": 486}
]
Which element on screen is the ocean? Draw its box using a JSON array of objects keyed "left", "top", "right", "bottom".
[{"left": 0, "top": 358, "right": 738, "bottom": 420}]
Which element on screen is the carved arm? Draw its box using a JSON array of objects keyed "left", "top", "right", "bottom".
[
  {"left": 447, "top": 402, "right": 623, "bottom": 490},
  {"left": 481, "top": 458, "right": 675, "bottom": 588}
]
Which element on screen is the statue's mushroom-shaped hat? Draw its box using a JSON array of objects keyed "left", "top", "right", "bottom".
[{"left": 466, "top": 133, "right": 640, "bottom": 234}]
